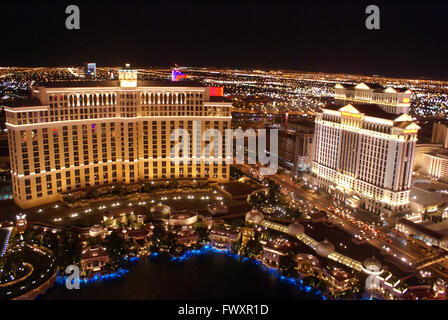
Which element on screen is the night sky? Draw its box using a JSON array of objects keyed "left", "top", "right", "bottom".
[{"left": 1, "top": 0, "right": 448, "bottom": 79}]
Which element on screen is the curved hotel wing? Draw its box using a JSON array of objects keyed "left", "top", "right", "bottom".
[
  {"left": 4, "top": 68, "right": 232, "bottom": 208},
  {"left": 311, "top": 83, "right": 419, "bottom": 216}
]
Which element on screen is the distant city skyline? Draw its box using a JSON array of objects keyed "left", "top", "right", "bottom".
[{"left": 2, "top": 1, "right": 448, "bottom": 79}]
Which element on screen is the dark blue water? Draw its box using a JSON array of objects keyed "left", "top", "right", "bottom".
[{"left": 39, "top": 252, "right": 322, "bottom": 300}]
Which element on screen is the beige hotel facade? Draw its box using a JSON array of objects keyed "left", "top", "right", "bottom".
[
  {"left": 4, "top": 67, "right": 232, "bottom": 209},
  {"left": 311, "top": 83, "right": 419, "bottom": 216}
]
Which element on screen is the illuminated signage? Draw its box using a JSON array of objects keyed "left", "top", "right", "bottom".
[
  {"left": 403, "top": 129, "right": 418, "bottom": 134},
  {"left": 84, "top": 62, "right": 96, "bottom": 78},
  {"left": 341, "top": 112, "right": 361, "bottom": 119},
  {"left": 172, "top": 69, "right": 188, "bottom": 82},
  {"left": 209, "top": 87, "right": 224, "bottom": 96},
  {"left": 119, "top": 68, "right": 137, "bottom": 87}
]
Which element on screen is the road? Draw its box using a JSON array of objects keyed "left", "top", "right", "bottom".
[{"left": 236, "top": 163, "right": 448, "bottom": 280}]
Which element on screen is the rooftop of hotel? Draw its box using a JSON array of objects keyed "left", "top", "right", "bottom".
[
  {"left": 174, "top": 228, "right": 196, "bottom": 237},
  {"left": 421, "top": 221, "right": 448, "bottom": 237},
  {"left": 410, "top": 184, "right": 448, "bottom": 206},
  {"left": 2, "top": 80, "right": 230, "bottom": 108},
  {"left": 127, "top": 227, "right": 152, "bottom": 238},
  {"left": 81, "top": 245, "right": 108, "bottom": 260},
  {"left": 414, "top": 181, "right": 448, "bottom": 193},
  {"left": 209, "top": 96, "right": 231, "bottom": 102},
  {"left": 210, "top": 225, "right": 240, "bottom": 237},
  {"left": 264, "top": 236, "right": 293, "bottom": 254},
  {"left": 33, "top": 79, "right": 205, "bottom": 88},
  {"left": 336, "top": 82, "right": 410, "bottom": 93},
  {"left": 398, "top": 218, "right": 448, "bottom": 240},
  {"left": 287, "top": 119, "right": 315, "bottom": 131},
  {"left": 2, "top": 97, "right": 42, "bottom": 107},
  {"left": 342, "top": 83, "right": 386, "bottom": 91},
  {"left": 169, "top": 211, "right": 197, "bottom": 219},
  {"left": 218, "top": 181, "right": 264, "bottom": 198},
  {"left": 324, "top": 101, "right": 404, "bottom": 120},
  {"left": 199, "top": 202, "right": 252, "bottom": 218},
  {"left": 324, "top": 266, "right": 354, "bottom": 282},
  {"left": 427, "top": 152, "right": 448, "bottom": 160}
]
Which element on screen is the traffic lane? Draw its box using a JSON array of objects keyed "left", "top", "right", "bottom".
[
  {"left": 269, "top": 173, "right": 429, "bottom": 266},
  {"left": 237, "top": 164, "right": 448, "bottom": 278}
]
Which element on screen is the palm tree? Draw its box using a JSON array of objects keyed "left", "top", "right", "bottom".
[
  {"left": 243, "top": 239, "right": 262, "bottom": 258},
  {"left": 267, "top": 179, "right": 280, "bottom": 205},
  {"left": 104, "top": 231, "right": 127, "bottom": 265},
  {"left": 196, "top": 226, "right": 210, "bottom": 244}
]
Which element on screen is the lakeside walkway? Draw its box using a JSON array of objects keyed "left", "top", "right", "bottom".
[{"left": 261, "top": 219, "right": 363, "bottom": 271}]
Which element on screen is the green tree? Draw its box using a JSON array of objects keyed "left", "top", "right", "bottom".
[
  {"left": 112, "top": 183, "right": 127, "bottom": 196},
  {"left": 150, "top": 224, "right": 166, "bottom": 248},
  {"left": 196, "top": 226, "right": 210, "bottom": 244},
  {"left": 267, "top": 179, "right": 281, "bottom": 205},
  {"left": 230, "top": 166, "right": 244, "bottom": 180},
  {"left": 57, "top": 231, "right": 82, "bottom": 267},
  {"left": 170, "top": 243, "right": 186, "bottom": 256},
  {"left": 168, "top": 179, "right": 180, "bottom": 189},
  {"left": 248, "top": 191, "right": 268, "bottom": 209},
  {"left": 2, "top": 251, "right": 26, "bottom": 279},
  {"left": 243, "top": 239, "right": 262, "bottom": 258},
  {"left": 104, "top": 231, "right": 127, "bottom": 265},
  {"left": 85, "top": 188, "right": 100, "bottom": 199},
  {"left": 42, "top": 231, "right": 59, "bottom": 251},
  {"left": 87, "top": 236, "right": 101, "bottom": 246},
  {"left": 141, "top": 183, "right": 155, "bottom": 194},
  {"left": 302, "top": 276, "right": 321, "bottom": 288},
  {"left": 230, "top": 237, "right": 243, "bottom": 254}
]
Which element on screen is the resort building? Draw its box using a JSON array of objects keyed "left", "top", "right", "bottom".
[
  {"left": 15, "top": 213, "right": 27, "bottom": 234},
  {"left": 80, "top": 245, "right": 110, "bottom": 273},
  {"left": 210, "top": 226, "right": 239, "bottom": 251},
  {"left": 102, "top": 206, "right": 146, "bottom": 229},
  {"left": 311, "top": 96, "right": 419, "bottom": 216},
  {"left": 278, "top": 128, "right": 314, "bottom": 174},
  {"left": 414, "top": 124, "right": 448, "bottom": 180},
  {"left": 89, "top": 224, "right": 107, "bottom": 238},
  {"left": 240, "top": 226, "right": 255, "bottom": 244},
  {"left": 409, "top": 181, "right": 448, "bottom": 216},
  {"left": 334, "top": 82, "right": 412, "bottom": 114},
  {"left": 4, "top": 65, "right": 232, "bottom": 208},
  {"left": 321, "top": 266, "right": 355, "bottom": 296},
  {"left": 295, "top": 254, "right": 321, "bottom": 277},
  {"left": 262, "top": 237, "right": 292, "bottom": 268},
  {"left": 207, "top": 203, "right": 228, "bottom": 216},
  {"left": 167, "top": 212, "right": 198, "bottom": 227},
  {"left": 172, "top": 228, "right": 199, "bottom": 247},
  {"left": 395, "top": 218, "right": 448, "bottom": 248},
  {"left": 127, "top": 225, "right": 153, "bottom": 243},
  {"left": 421, "top": 152, "right": 448, "bottom": 183},
  {"left": 265, "top": 119, "right": 314, "bottom": 175},
  {"left": 432, "top": 123, "right": 448, "bottom": 149},
  {"left": 413, "top": 144, "right": 443, "bottom": 172}
]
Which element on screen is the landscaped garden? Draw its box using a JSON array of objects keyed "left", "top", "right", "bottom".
[
  {"left": 248, "top": 178, "right": 305, "bottom": 220},
  {"left": 62, "top": 179, "right": 213, "bottom": 206}
]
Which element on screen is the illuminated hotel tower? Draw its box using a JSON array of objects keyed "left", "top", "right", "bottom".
[
  {"left": 4, "top": 65, "right": 232, "bottom": 209},
  {"left": 311, "top": 83, "right": 419, "bottom": 216},
  {"left": 334, "top": 82, "right": 412, "bottom": 114}
]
